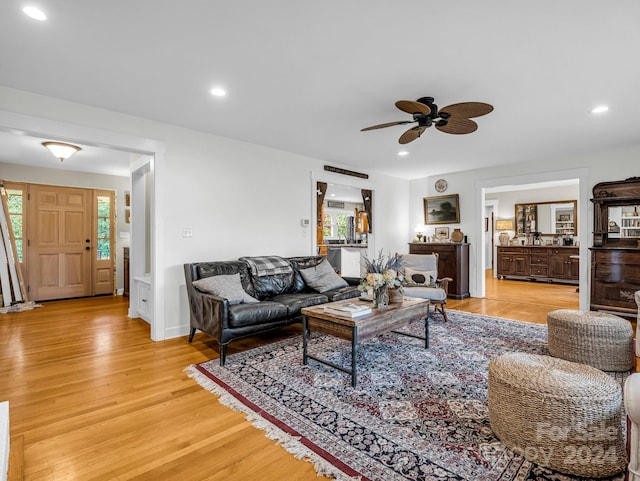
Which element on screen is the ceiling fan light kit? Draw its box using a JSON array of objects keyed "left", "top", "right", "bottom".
[{"left": 361, "top": 96, "right": 493, "bottom": 144}]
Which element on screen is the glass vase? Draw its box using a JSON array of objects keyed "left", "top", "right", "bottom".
[{"left": 373, "top": 285, "right": 388, "bottom": 308}]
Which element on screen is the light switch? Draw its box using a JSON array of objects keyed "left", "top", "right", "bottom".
[{"left": 182, "top": 227, "right": 193, "bottom": 238}]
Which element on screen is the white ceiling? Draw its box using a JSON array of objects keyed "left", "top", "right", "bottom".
[{"left": 0, "top": 1, "right": 639, "bottom": 180}]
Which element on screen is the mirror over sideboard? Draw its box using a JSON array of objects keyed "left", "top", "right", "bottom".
[{"left": 514, "top": 200, "right": 577, "bottom": 236}]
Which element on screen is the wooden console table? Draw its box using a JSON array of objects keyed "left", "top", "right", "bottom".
[
  {"left": 408, "top": 243, "right": 470, "bottom": 299},
  {"left": 496, "top": 245, "right": 579, "bottom": 284}
]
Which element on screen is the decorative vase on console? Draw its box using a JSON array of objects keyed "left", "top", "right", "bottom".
[{"left": 451, "top": 228, "right": 464, "bottom": 243}]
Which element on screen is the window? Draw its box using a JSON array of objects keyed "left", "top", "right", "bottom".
[
  {"left": 6, "top": 189, "right": 24, "bottom": 262},
  {"left": 323, "top": 210, "right": 349, "bottom": 238},
  {"left": 96, "top": 195, "right": 111, "bottom": 260}
]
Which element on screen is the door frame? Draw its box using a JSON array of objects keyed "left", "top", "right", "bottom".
[{"left": 0, "top": 109, "right": 166, "bottom": 341}]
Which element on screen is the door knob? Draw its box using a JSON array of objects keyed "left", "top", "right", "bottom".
[{"left": 86, "top": 246, "right": 91, "bottom": 251}]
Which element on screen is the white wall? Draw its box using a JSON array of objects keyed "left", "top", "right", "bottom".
[
  {"left": 409, "top": 146, "right": 640, "bottom": 307},
  {"left": 0, "top": 161, "right": 130, "bottom": 290},
  {"left": 0, "top": 86, "right": 410, "bottom": 339}
]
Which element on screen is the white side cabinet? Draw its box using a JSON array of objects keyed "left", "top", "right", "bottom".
[{"left": 134, "top": 275, "right": 152, "bottom": 323}]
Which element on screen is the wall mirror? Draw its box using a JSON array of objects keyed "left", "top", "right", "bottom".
[{"left": 514, "top": 200, "right": 577, "bottom": 236}]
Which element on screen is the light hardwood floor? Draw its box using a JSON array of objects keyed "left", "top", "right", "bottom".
[{"left": 1, "top": 274, "right": 582, "bottom": 480}]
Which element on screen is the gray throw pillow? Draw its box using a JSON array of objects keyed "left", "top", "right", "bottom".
[
  {"left": 299, "top": 259, "right": 348, "bottom": 293},
  {"left": 192, "top": 273, "right": 259, "bottom": 305}
]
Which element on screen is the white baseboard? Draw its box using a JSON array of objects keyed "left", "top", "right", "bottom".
[
  {"left": 0, "top": 401, "right": 9, "bottom": 481},
  {"left": 116, "top": 288, "right": 124, "bottom": 295}
]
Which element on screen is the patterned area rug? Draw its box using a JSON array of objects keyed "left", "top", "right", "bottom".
[{"left": 186, "top": 310, "right": 626, "bottom": 481}]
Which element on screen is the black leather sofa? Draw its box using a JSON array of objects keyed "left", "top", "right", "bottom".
[{"left": 184, "top": 255, "right": 360, "bottom": 365}]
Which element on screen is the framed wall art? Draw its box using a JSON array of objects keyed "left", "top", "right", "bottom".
[
  {"left": 435, "top": 226, "right": 449, "bottom": 239},
  {"left": 424, "top": 194, "right": 460, "bottom": 225}
]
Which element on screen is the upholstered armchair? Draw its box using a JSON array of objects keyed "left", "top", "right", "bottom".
[{"left": 398, "top": 253, "right": 452, "bottom": 321}]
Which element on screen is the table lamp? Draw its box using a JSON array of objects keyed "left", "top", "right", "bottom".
[{"left": 414, "top": 224, "right": 425, "bottom": 242}]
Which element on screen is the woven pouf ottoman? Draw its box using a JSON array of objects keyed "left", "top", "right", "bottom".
[
  {"left": 547, "top": 309, "right": 634, "bottom": 371},
  {"left": 488, "top": 352, "right": 626, "bottom": 477}
]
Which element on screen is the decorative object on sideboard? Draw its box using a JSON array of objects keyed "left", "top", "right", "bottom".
[
  {"left": 496, "top": 219, "right": 514, "bottom": 246},
  {"left": 450, "top": 228, "right": 464, "bottom": 243},
  {"left": 435, "top": 226, "right": 449, "bottom": 240},
  {"left": 424, "top": 194, "right": 460, "bottom": 225},
  {"left": 414, "top": 224, "right": 424, "bottom": 242}
]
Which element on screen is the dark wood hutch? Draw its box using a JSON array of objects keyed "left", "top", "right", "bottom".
[
  {"left": 408, "top": 242, "right": 470, "bottom": 299},
  {"left": 590, "top": 177, "right": 640, "bottom": 316}
]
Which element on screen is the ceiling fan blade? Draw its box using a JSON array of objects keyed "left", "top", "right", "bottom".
[
  {"left": 436, "top": 118, "right": 478, "bottom": 135},
  {"left": 398, "top": 126, "right": 426, "bottom": 144},
  {"left": 360, "top": 120, "right": 414, "bottom": 131},
  {"left": 440, "top": 102, "right": 494, "bottom": 118},
  {"left": 395, "top": 100, "right": 431, "bottom": 115}
]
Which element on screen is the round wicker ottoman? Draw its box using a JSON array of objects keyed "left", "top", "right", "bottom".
[
  {"left": 488, "top": 352, "right": 626, "bottom": 477},
  {"left": 547, "top": 309, "right": 634, "bottom": 371}
]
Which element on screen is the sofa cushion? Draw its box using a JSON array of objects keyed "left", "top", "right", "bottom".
[
  {"left": 403, "top": 286, "right": 447, "bottom": 301},
  {"left": 271, "top": 292, "right": 328, "bottom": 316},
  {"left": 228, "top": 301, "right": 289, "bottom": 328},
  {"left": 192, "top": 273, "right": 259, "bottom": 305},
  {"left": 299, "top": 259, "right": 349, "bottom": 293}
]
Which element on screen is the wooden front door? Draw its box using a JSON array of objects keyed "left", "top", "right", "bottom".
[{"left": 28, "top": 184, "right": 92, "bottom": 300}]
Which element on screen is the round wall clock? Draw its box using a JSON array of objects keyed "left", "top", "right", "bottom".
[{"left": 435, "top": 179, "right": 448, "bottom": 193}]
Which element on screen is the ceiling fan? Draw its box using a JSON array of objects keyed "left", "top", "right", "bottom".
[{"left": 361, "top": 96, "right": 493, "bottom": 144}]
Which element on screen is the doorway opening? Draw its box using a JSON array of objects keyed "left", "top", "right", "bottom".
[
  {"left": 0, "top": 109, "right": 164, "bottom": 340},
  {"left": 477, "top": 171, "right": 588, "bottom": 311}
]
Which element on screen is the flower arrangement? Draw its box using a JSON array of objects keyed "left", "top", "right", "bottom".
[{"left": 358, "top": 251, "right": 404, "bottom": 307}]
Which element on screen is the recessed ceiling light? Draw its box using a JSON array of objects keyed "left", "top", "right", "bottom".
[
  {"left": 398, "top": 151, "right": 410, "bottom": 156},
  {"left": 591, "top": 105, "right": 609, "bottom": 114},
  {"left": 210, "top": 87, "right": 226, "bottom": 97},
  {"left": 23, "top": 6, "right": 46, "bottom": 21}
]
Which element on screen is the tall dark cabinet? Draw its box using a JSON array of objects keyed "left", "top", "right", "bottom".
[
  {"left": 123, "top": 247, "right": 130, "bottom": 297},
  {"left": 590, "top": 177, "right": 640, "bottom": 316},
  {"left": 408, "top": 243, "right": 470, "bottom": 299}
]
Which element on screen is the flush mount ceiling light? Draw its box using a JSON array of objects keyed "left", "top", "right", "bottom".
[
  {"left": 591, "top": 105, "right": 609, "bottom": 114},
  {"left": 397, "top": 151, "right": 410, "bottom": 156},
  {"left": 210, "top": 87, "right": 227, "bottom": 97},
  {"left": 23, "top": 6, "right": 46, "bottom": 20},
  {"left": 42, "top": 141, "right": 81, "bottom": 161}
]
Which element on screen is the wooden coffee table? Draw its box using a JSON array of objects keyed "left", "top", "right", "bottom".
[{"left": 301, "top": 297, "right": 430, "bottom": 387}]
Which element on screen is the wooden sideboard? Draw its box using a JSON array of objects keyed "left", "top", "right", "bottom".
[
  {"left": 496, "top": 246, "right": 579, "bottom": 284},
  {"left": 408, "top": 243, "right": 470, "bottom": 299}
]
